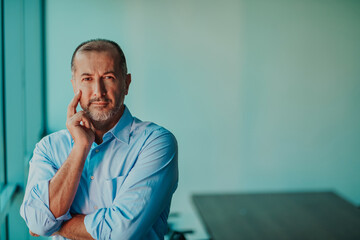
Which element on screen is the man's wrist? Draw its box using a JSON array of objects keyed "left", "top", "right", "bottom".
[
  {"left": 55, "top": 214, "right": 94, "bottom": 240},
  {"left": 73, "top": 142, "right": 92, "bottom": 154}
]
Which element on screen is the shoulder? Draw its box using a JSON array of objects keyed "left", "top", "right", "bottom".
[
  {"left": 129, "top": 118, "right": 178, "bottom": 171},
  {"left": 37, "top": 129, "right": 72, "bottom": 148},
  {"left": 32, "top": 129, "right": 72, "bottom": 165},
  {"left": 131, "top": 117, "right": 177, "bottom": 149}
]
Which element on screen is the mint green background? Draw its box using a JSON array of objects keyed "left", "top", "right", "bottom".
[{"left": 46, "top": 0, "right": 360, "bottom": 213}]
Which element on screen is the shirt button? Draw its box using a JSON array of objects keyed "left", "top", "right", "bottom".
[
  {"left": 95, "top": 149, "right": 99, "bottom": 153},
  {"left": 94, "top": 206, "right": 98, "bottom": 210},
  {"left": 90, "top": 176, "right": 94, "bottom": 180}
]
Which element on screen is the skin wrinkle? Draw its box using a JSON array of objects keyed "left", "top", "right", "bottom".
[{"left": 71, "top": 50, "right": 130, "bottom": 133}]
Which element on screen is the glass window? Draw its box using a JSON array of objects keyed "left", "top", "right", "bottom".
[{"left": 0, "top": 0, "right": 45, "bottom": 239}]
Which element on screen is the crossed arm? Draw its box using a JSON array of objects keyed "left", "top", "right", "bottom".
[
  {"left": 22, "top": 92, "right": 178, "bottom": 239},
  {"left": 24, "top": 131, "right": 177, "bottom": 239},
  {"left": 46, "top": 146, "right": 94, "bottom": 240},
  {"left": 47, "top": 149, "right": 89, "bottom": 238},
  {"left": 55, "top": 214, "right": 91, "bottom": 239},
  {"left": 28, "top": 91, "right": 95, "bottom": 239},
  {"left": 29, "top": 214, "right": 90, "bottom": 239},
  {"left": 23, "top": 129, "right": 178, "bottom": 239}
]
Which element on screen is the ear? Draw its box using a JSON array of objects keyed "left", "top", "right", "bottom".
[{"left": 124, "top": 74, "right": 131, "bottom": 95}]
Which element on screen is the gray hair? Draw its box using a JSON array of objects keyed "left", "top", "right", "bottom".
[{"left": 71, "top": 39, "right": 127, "bottom": 78}]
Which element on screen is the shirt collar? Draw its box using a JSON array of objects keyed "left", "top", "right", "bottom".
[
  {"left": 70, "top": 105, "right": 133, "bottom": 145},
  {"left": 108, "top": 105, "right": 133, "bottom": 144}
]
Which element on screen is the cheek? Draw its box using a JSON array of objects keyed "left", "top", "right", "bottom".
[
  {"left": 79, "top": 90, "right": 91, "bottom": 108},
  {"left": 78, "top": 83, "right": 89, "bottom": 92},
  {"left": 79, "top": 86, "right": 91, "bottom": 98},
  {"left": 114, "top": 89, "right": 125, "bottom": 101},
  {"left": 79, "top": 98, "right": 87, "bottom": 110},
  {"left": 106, "top": 86, "right": 122, "bottom": 98}
]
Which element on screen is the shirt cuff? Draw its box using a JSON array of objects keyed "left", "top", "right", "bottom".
[
  {"left": 22, "top": 180, "right": 72, "bottom": 235},
  {"left": 34, "top": 179, "right": 72, "bottom": 219}
]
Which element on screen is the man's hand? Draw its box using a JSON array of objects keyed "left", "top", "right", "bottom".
[
  {"left": 66, "top": 90, "right": 95, "bottom": 148},
  {"left": 29, "top": 230, "right": 39, "bottom": 237},
  {"left": 48, "top": 90, "right": 95, "bottom": 218}
]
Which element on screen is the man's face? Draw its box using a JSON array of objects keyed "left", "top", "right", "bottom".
[{"left": 71, "top": 50, "right": 130, "bottom": 125}]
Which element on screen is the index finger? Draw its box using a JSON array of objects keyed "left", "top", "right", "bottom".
[{"left": 67, "top": 90, "right": 81, "bottom": 119}]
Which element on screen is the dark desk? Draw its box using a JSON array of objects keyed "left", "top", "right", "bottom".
[{"left": 192, "top": 192, "right": 360, "bottom": 240}]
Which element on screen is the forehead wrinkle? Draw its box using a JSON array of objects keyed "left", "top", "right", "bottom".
[
  {"left": 80, "top": 72, "right": 92, "bottom": 76},
  {"left": 74, "top": 52, "right": 116, "bottom": 77}
]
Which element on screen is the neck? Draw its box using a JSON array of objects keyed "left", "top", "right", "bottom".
[{"left": 92, "top": 105, "right": 125, "bottom": 144}]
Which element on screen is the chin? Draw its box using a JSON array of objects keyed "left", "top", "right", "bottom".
[
  {"left": 89, "top": 112, "right": 113, "bottom": 122},
  {"left": 85, "top": 103, "right": 122, "bottom": 123}
]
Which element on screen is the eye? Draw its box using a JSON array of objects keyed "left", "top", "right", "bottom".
[
  {"left": 82, "top": 77, "right": 92, "bottom": 81},
  {"left": 104, "top": 75, "right": 115, "bottom": 80}
]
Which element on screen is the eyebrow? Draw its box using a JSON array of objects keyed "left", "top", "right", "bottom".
[
  {"left": 104, "top": 71, "right": 116, "bottom": 75},
  {"left": 80, "top": 73, "right": 92, "bottom": 76},
  {"left": 80, "top": 71, "right": 116, "bottom": 77}
]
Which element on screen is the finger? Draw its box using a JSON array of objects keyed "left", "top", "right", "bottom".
[
  {"left": 83, "top": 118, "right": 96, "bottom": 135},
  {"left": 67, "top": 90, "right": 81, "bottom": 119},
  {"left": 90, "top": 122, "right": 96, "bottom": 133},
  {"left": 82, "top": 116, "right": 92, "bottom": 129},
  {"left": 71, "top": 112, "right": 93, "bottom": 130},
  {"left": 81, "top": 116, "right": 95, "bottom": 136},
  {"left": 29, "top": 230, "right": 39, "bottom": 237}
]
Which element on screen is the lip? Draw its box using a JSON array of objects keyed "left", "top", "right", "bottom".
[{"left": 91, "top": 101, "right": 109, "bottom": 106}]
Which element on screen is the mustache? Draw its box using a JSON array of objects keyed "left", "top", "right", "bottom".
[
  {"left": 87, "top": 98, "right": 111, "bottom": 107},
  {"left": 89, "top": 97, "right": 110, "bottom": 104}
]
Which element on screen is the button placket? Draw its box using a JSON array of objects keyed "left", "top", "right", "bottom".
[{"left": 88, "top": 148, "right": 98, "bottom": 182}]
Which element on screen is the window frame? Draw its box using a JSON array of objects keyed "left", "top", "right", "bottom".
[{"left": 0, "top": 0, "right": 46, "bottom": 239}]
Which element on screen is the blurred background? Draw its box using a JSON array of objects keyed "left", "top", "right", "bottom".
[{"left": 0, "top": 0, "right": 359, "bottom": 239}]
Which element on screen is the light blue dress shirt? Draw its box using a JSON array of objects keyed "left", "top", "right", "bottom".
[{"left": 20, "top": 106, "right": 178, "bottom": 240}]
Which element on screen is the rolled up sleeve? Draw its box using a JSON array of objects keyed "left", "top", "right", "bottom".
[
  {"left": 84, "top": 128, "right": 178, "bottom": 240},
  {"left": 20, "top": 136, "right": 71, "bottom": 236}
]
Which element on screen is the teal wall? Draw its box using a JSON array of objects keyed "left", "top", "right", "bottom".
[{"left": 46, "top": 0, "right": 360, "bottom": 213}]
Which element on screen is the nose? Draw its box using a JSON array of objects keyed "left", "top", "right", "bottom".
[{"left": 93, "top": 78, "right": 106, "bottom": 97}]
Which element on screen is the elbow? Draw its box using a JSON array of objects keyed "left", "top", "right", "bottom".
[
  {"left": 28, "top": 222, "right": 60, "bottom": 237},
  {"left": 21, "top": 203, "right": 62, "bottom": 236}
]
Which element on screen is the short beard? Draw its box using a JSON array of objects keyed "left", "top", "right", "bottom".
[{"left": 83, "top": 98, "right": 122, "bottom": 130}]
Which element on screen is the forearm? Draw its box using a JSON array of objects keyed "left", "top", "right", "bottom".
[
  {"left": 49, "top": 144, "right": 90, "bottom": 218},
  {"left": 56, "top": 214, "right": 94, "bottom": 240}
]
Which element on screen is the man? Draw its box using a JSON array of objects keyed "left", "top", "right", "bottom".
[{"left": 20, "top": 39, "right": 178, "bottom": 240}]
